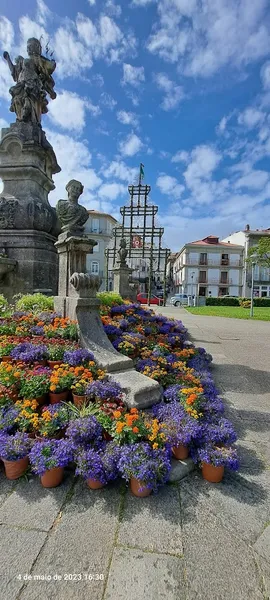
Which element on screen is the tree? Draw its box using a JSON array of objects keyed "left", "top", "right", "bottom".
[{"left": 247, "top": 237, "right": 270, "bottom": 267}]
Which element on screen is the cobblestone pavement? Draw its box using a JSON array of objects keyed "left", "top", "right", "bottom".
[{"left": 0, "top": 307, "right": 269, "bottom": 600}]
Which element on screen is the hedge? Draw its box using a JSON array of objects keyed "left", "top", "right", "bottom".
[{"left": 206, "top": 297, "right": 240, "bottom": 306}]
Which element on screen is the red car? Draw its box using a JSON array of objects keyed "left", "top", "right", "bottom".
[{"left": 137, "top": 293, "right": 164, "bottom": 306}]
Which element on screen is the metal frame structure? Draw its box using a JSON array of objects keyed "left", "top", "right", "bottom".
[{"left": 105, "top": 179, "right": 171, "bottom": 304}]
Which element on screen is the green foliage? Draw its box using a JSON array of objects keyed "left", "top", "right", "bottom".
[
  {"left": 97, "top": 291, "right": 123, "bottom": 307},
  {"left": 247, "top": 237, "right": 270, "bottom": 267},
  {"left": 253, "top": 297, "right": 270, "bottom": 307},
  {"left": 15, "top": 293, "right": 54, "bottom": 312},
  {"left": 0, "top": 294, "right": 8, "bottom": 314},
  {"left": 206, "top": 297, "right": 240, "bottom": 306},
  {"left": 240, "top": 300, "right": 251, "bottom": 308}
]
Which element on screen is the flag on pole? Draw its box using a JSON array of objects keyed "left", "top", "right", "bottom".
[{"left": 140, "top": 163, "right": 145, "bottom": 180}]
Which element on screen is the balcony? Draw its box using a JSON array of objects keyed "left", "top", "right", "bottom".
[
  {"left": 195, "top": 278, "right": 233, "bottom": 285},
  {"left": 185, "top": 258, "right": 242, "bottom": 267}
]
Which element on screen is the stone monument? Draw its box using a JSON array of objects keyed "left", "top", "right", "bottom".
[
  {"left": 0, "top": 38, "right": 60, "bottom": 299},
  {"left": 113, "top": 238, "right": 138, "bottom": 301}
]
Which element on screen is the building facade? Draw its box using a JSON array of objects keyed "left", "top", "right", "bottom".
[
  {"left": 172, "top": 235, "right": 244, "bottom": 297},
  {"left": 222, "top": 225, "right": 270, "bottom": 298},
  {"left": 84, "top": 210, "right": 118, "bottom": 291}
]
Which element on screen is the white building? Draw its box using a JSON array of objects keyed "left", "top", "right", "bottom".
[
  {"left": 84, "top": 210, "right": 118, "bottom": 291},
  {"left": 173, "top": 235, "right": 244, "bottom": 297},
  {"left": 222, "top": 225, "right": 270, "bottom": 298}
]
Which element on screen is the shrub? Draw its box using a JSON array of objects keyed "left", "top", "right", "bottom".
[
  {"left": 97, "top": 291, "right": 123, "bottom": 307},
  {"left": 15, "top": 294, "right": 54, "bottom": 312},
  {"left": 206, "top": 297, "right": 240, "bottom": 306},
  {"left": 0, "top": 294, "right": 8, "bottom": 314},
  {"left": 253, "top": 297, "right": 270, "bottom": 307},
  {"left": 240, "top": 300, "right": 251, "bottom": 308}
]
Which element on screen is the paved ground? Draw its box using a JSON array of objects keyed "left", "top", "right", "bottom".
[{"left": 0, "top": 308, "right": 269, "bottom": 600}]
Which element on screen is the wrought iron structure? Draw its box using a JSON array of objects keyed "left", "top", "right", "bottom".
[{"left": 105, "top": 176, "right": 171, "bottom": 304}]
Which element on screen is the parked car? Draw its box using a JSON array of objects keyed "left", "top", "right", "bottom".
[
  {"left": 137, "top": 293, "right": 164, "bottom": 306},
  {"left": 155, "top": 290, "right": 164, "bottom": 298},
  {"left": 170, "top": 294, "right": 188, "bottom": 307}
]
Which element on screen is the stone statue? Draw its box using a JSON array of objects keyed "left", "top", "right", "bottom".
[
  {"left": 3, "top": 37, "right": 56, "bottom": 123},
  {"left": 118, "top": 238, "right": 128, "bottom": 267},
  {"left": 56, "top": 180, "right": 89, "bottom": 235}
]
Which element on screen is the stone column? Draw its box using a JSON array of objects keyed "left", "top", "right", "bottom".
[{"left": 113, "top": 264, "right": 136, "bottom": 300}]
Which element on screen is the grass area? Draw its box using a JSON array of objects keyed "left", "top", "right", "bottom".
[{"left": 185, "top": 306, "right": 270, "bottom": 321}]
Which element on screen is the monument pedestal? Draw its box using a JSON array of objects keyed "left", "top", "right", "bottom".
[
  {"left": 0, "top": 122, "right": 61, "bottom": 297},
  {"left": 113, "top": 265, "right": 137, "bottom": 301}
]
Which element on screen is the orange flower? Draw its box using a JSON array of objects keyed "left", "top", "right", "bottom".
[
  {"left": 116, "top": 422, "right": 125, "bottom": 434},
  {"left": 130, "top": 408, "right": 138, "bottom": 414},
  {"left": 113, "top": 410, "right": 122, "bottom": 419},
  {"left": 132, "top": 426, "right": 139, "bottom": 434}
]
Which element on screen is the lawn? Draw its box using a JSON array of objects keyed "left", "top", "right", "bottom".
[{"left": 185, "top": 306, "right": 270, "bottom": 321}]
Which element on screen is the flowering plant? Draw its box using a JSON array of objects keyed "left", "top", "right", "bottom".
[
  {"left": 14, "top": 399, "right": 40, "bottom": 433},
  {"left": 70, "top": 365, "right": 98, "bottom": 396},
  {"left": 19, "top": 373, "right": 50, "bottom": 399},
  {"left": 74, "top": 442, "right": 121, "bottom": 484},
  {"left": 200, "top": 418, "right": 237, "bottom": 446},
  {"left": 10, "top": 343, "right": 48, "bottom": 363},
  {"left": 47, "top": 344, "right": 66, "bottom": 361},
  {"left": 118, "top": 442, "right": 171, "bottom": 492},
  {"left": 29, "top": 439, "right": 73, "bottom": 475},
  {"left": 0, "top": 340, "right": 16, "bottom": 357},
  {"left": 39, "top": 404, "right": 70, "bottom": 438},
  {"left": 0, "top": 404, "right": 19, "bottom": 433},
  {"left": 0, "top": 362, "right": 22, "bottom": 388},
  {"left": 63, "top": 348, "right": 94, "bottom": 366},
  {"left": 154, "top": 401, "right": 201, "bottom": 447},
  {"left": 112, "top": 408, "right": 166, "bottom": 449},
  {"left": 66, "top": 416, "right": 103, "bottom": 450},
  {"left": 0, "top": 431, "right": 30, "bottom": 460},
  {"left": 49, "top": 365, "right": 75, "bottom": 393},
  {"left": 86, "top": 379, "right": 123, "bottom": 402},
  {"left": 197, "top": 444, "right": 239, "bottom": 470}
]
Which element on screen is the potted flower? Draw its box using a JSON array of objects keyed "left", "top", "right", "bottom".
[
  {"left": 66, "top": 416, "right": 103, "bottom": 450},
  {"left": 0, "top": 341, "right": 16, "bottom": 362},
  {"left": 29, "top": 439, "right": 73, "bottom": 487},
  {"left": 10, "top": 343, "right": 48, "bottom": 365},
  {"left": 0, "top": 362, "right": 22, "bottom": 401},
  {"left": 49, "top": 365, "right": 75, "bottom": 404},
  {"left": 39, "top": 404, "right": 70, "bottom": 439},
  {"left": 74, "top": 442, "right": 121, "bottom": 489},
  {"left": 0, "top": 404, "right": 20, "bottom": 434},
  {"left": 0, "top": 431, "right": 31, "bottom": 479},
  {"left": 154, "top": 401, "right": 201, "bottom": 460},
  {"left": 118, "top": 442, "right": 171, "bottom": 497},
  {"left": 15, "top": 399, "right": 40, "bottom": 434},
  {"left": 63, "top": 348, "right": 94, "bottom": 366},
  {"left": 19, "top": 373, "right": 50, "bottom": 406},
  {"left": 47, "top": 344, "right": 66, "bottom": 368},
  {"left": 197, "top": 444, "right": 239, "bottom": 483}
]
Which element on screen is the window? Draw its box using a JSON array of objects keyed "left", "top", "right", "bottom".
[
  {"left": 93, "top": 242, "right": 99, "bottom": 252},
  {"left": 220, "top": 271, "right": 228, "bottom": 284},
  {"left": 199, "top": 286, "right": 206, "bottom": 296},
  {"left": 92, "top": 218, "right": 99, "bottom": 233},
  {"left": 261, "top": 268, "right": 269, "bottom": 281},
  {"left": 199, "top": 253, "right": 207, "bottom": 265},
  {"left": 221, "top": 253, "right": 229, "bottom": 265},
  {"left": 199, "top": 271, "right": 207, "bottom": 283},
  {"left": 219, "top": 287, "right": 228, "bottom": 296},
  {"left": 91, "top": 261, "right": 99, "bottom": 274}
]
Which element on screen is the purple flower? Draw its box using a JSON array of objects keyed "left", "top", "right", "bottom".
[
  {"left": 66, "top": 416, "right": 103, "bottom": 449},
  {"left": 197, "top": 444, "right": 239, "bottom": 470},
  {"left": 0, "top": 405, "right": 20, "bottom": 433},
  {"left": 11, "top": 343, "right": 48, "bottom": 362},
  {"left": 0, "top": 431, "right": 30, "bottom": 460},
  {"left": 75, "top": 442, "right": 121, "bottom": 483},
  {"left": 153, "top": 401, "right": 202, "bottom": 446},
  {"left": 86, "top": 379, "right": 123, "bottom": 401},
  {"left": 29, "top": 439, "right": 73, "bottom": 475},
  {"left": 63, "top": 348, "right": 94, "bottom": 366},
  {"left": 118, "top": 442, "right": 171, "bottom": 492}
]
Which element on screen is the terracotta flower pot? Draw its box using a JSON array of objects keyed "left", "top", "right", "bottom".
[
  {"left": 103, "top": 430, "right": 113, "bottom": 441},
  {"left": 87, "top": 478, "right": 106, "bottom": 490},
  {"left": 40, "top": 466, "right": 64, "bottom": 488},
  {"left": 33, "top": 360, "right": 47, "bottom": 367},
  {"left": 49, "top": 391, "right": 68, "bottom": 404},
  {"left": 1, "top": 356, "right": 13, "bottom": 363},
  {"left": 48, "top": 360, "right": 63, "bottom": 368},
  {"left": 202, "top": 462, "right": 224, "bottom": 483},
  {"left": 130, "top": 478, "right": 152, "bottom": 498},
  {"left": 72, "top": 393, "right": 87, "bottom": 408},
  {"left": 35, "top": 394, "right": 47, "bottom": 406},
  {"left": 2, "top": 456, "right": 29, "bottom": 480},
  {"left": 9, "top": 390, "right": 19, "bottom": 402},
  {"left": 172, "top": 444, "right": 189, "bottom": 460}
]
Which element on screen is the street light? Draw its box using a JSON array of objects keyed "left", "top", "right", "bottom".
[
  {"left": 191, "top": 271, "right": 195, "bottom": 306},
  {"left": 250, "top": 254, "right": 257, "bottom": 318}
]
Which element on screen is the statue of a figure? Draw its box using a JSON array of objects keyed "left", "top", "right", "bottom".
[
  {"left": 3, "top": 37, "right": 56, "bottom": 124},
  {"left": 56, "top": 180, "right": 89, "bottom": 235},
  {"left": 118, "top": 238, "right": 128, "bottom": 267}
]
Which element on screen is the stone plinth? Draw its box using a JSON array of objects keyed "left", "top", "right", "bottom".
[
  {"left": 113, "top": 265, "right": 137, "bottom": 301},
  {"left": 0, "top": 122, "right": 61, "bottom": 296}
]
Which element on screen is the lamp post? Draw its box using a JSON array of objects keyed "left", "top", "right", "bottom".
[
  {"left": 191, "top": 271, "right": 195, "bottom": 306},
  {"left": 250, "top": 254, "right": 257, "bottom": 318}
]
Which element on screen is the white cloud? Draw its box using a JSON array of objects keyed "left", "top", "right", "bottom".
[
  {"left": 0, "top": 59, "right": 13, "bottom": 101},
  {"left": 154, "top": 72, "right": 184, "bottom": 110},
  {"left": 132, "top": 0, "right": 156, "bottom": 4},
  {"left": 53, "top": 26, "right": 93, "bottom": 78},
  {"left": 217, "top": 116, "right": 228, "bottom": 134},
  {"left": 100, "top": 92, "right": 117, "bottom": 110},
  {"left": 88, "top": 0, "right": 96, "bottom": 5},
  {"left": 46, "top": 129, "right": 102, "bottom": 205},
  {"left": 48, "top": 90, "right": 99, "bottom": 131},
  {"left": 98, "top": 182, "right": 126, "bottom": 200},
  {"left": 119, "top": 132, "right": 143, "bottom": 156},
  {"left": 0, "top": 16, "right": 14, "bottom": 51},
  {"left": 171, "top": 150, "right": 189, "bottom": 163},
  {"left": 238, "top": 107, "right": 265, "bottom": 129},
  {"left": 122, "top": 63, "right": 145, "bottom": 87},
  {"left": 156, "top": 174, "right": 184, "bottom": 198},
  {"left": 103, "top": 161, "right": 138, "bottom": 182},
  {"left": 261, "top": 61, "right": 270, "bottom": 90},
  {"left": 0, "top": 118, "right": 8, "bottom": 128},
  {"left": 76, "top": 14, "right": 137, "bottom": 64},
  {"left": 117, "top": 110, "right": 139, "bottom": 127},
  {"left": 105, "top": 1, "right": 122, "bottom": 17},
  {"left": 19, "top": 15, "right": 48, "bottom": 53},
  {"left": 36, "top": 0, "right": 51, "bottom": 26},
  {"left": 234, "top": 170, "right": 269, "bottom": 190},
  {"left": 147, "top": 0, "right": 270, "bottom": 78}
]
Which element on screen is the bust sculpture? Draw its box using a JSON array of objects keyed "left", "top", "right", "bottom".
[
  {"left": 56, "top": 180, "right": 89, "bottom": 235},
  {"left": 118, "top": 238, "right": 128, "bottom": 267},
  {"left": 3, "top": 37, "right": 57, "bottom": 124}
]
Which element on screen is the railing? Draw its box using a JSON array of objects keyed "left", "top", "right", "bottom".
[
  {"left": 195, "top": 278, "right": 233, "bottom": 285},
  {"left": 184, "top": 259, "right": 242, "bottom": 267}
]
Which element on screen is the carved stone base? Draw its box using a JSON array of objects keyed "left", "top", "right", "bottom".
[
  {"left": 113, "top": 265, "right": 137, "bottom": 300},
  {"left": 0, "top": 229, "right": 58, "bottom": 300}
]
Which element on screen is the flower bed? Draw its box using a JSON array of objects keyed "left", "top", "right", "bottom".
[{"left": 0, "top": 302, "right": 238, "bottom": 494}]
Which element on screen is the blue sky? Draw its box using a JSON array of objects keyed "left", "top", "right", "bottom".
[{"left": 1, "top": 0, "right": 270, "bottom": 250}]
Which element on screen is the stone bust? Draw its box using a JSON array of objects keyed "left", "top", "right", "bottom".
[
  {"left": 56, "top": 180, "right": 89, "bottom": 235},
  {"left": 118, "top": 238, "right": 128, "bottom": 267}
]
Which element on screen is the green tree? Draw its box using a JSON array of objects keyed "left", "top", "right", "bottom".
[{"left": 247, "top": 237, "right": 270, "bottom": 267}]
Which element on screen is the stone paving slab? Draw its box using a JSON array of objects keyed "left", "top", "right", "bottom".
[
  {"left": 181, "top": 506, "right": 264, "bottom": 600},
  {"left": 0, "top": 524, "right": 47, "bottom": 600},
  {"left": 169, "top": 457, "right": 194, "bottom": 482},
  {"left": 254, "top": 526, "right": 270, "bottom": 562},
  {"left": 104, "top": 547, "right": 186, "bottom": 600},
  {"left": 117, "top": 484, "right": 183, "bottom": 555},
  {"left": 0, "top": 473, "right": 74, "bottom": 532},
  {"left": 20, "top": 480, "right": 122, "bottom": 600},
  {"left": 0, "top": 470, "right": 17, "bottom": 508}
]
